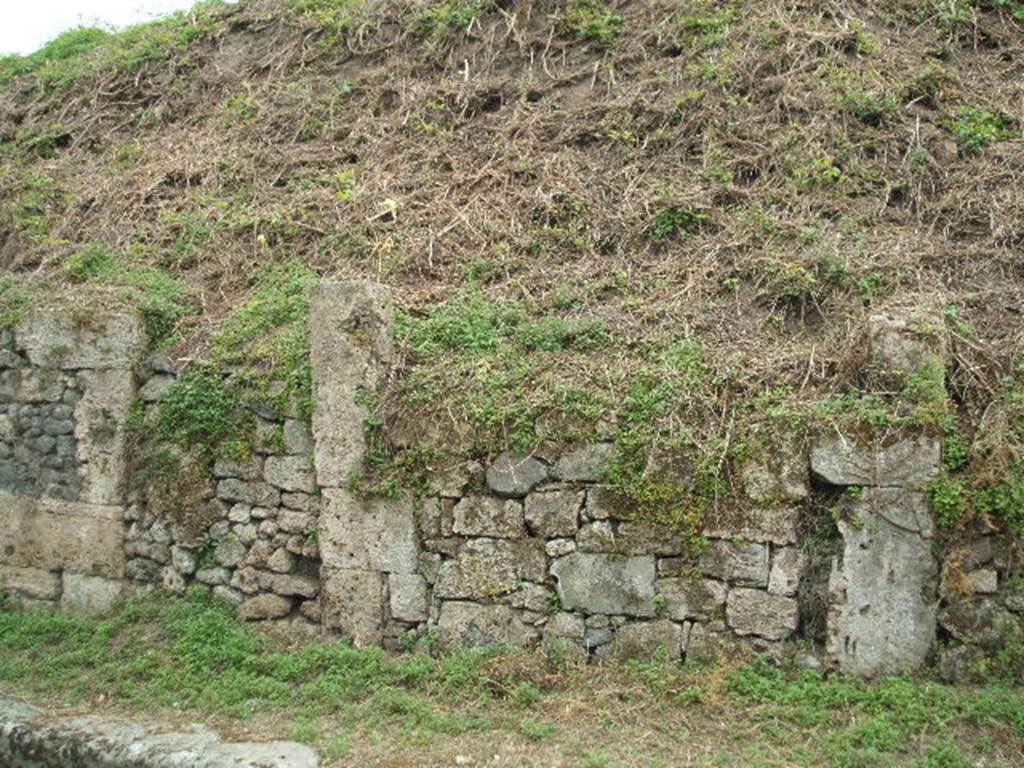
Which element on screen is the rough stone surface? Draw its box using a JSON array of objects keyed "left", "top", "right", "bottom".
[
  {"left": 551, "top": 553, "right": 656, "bottom": 617},
  {"left": 552, "top": 444, "right": 613, "bottom": 482},
  {"left": 310, "top": 281, "right": 394, "bottom": 488},
  {"left": 217, "top": 479, "right": 280, "bottom": 508},
  {"left": 452, "top": 495, "right": 525, "bottom": 538},
  {"left": 727, "top": 588, "right": 799, "bottom": 640},
  {"left": 321, "top": 568, "right": 385, "bottom": 647},
  {"left": 702, "top": 505, "right": 800, "bottom": 545},
  {"left": 264, "top": 456, "right": 317, "bottom": 494},
  {"left": 827, "top": 488, "right": 937, "bottom": 677},
  {"left": 239, "top": 594, "right": 293, "bottom": 621},
  {"left": 867, "top": 312, "right": 946, "bottom": 374},
  {"left": 524, "top": 489, "right": 582, "bottom": 538},
  {"left": 656, "top": 577, "right": 726, "bottom": 621},
  {"left": 319, "top": 490, "right": 418, "bottom": 574},
  {"left": 595, "top": 620, "right": 684, "bottom": 662},
  {"left": 739, "top": 434, "right": 808, "bottom": 502},
  {"left": 60, "top": 573, "right": 123, "bottom": 617},
  {"left": 810, "top": 433, "right": 940, "bottom": 489},
  {"left": 0, "top": 565, "right": 60, "bottom": 601},
  {"left": 485, "top": 453, "right": 549, "bottom": 497},
  {"left": 0, "top": 493, "right": 125, "bottom": 578},
  {"left": 389, "top": 573, "right": 428, "bottom": 622},
  {"left": 14, "top": 310, "right": 145, "bottom": 370},
  {"left": 435, "top": 538, "right": 544, "bottom": 599},
  {"left": 0, "top": 698, "right": 319, "bottom": 767},
  {"left": 768, "top": 547, "right": 805, "bottom": 597},
  {"left": 435, "top": 601, "right": 537, "bottom": 651},
  {"left": 699, "top": 540, "right": 769, "bottom": 587}
]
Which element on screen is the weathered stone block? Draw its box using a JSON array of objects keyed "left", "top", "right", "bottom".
[
  {"left": 551, "top": 553, "right": 656, "bottom": 617},
  {"left": 0, "top": 565, "right": 60, "bottom": 601},
  {"left": 263, "top": 455, "right": 317, "bottom": 494},
  {"left": 553, "top": 444, "right": 613, "bottom": 482},
  {"left": 60, "top": 573, "right": 123, "bottom": 618},
  {"left": 867, "top": 312, "right": 946, "bottom": 374},
  {"left": 14, "top": 309, "right": 145, "bottom": 370},
  {"left": 214, "top": 533, "right": 247, "bottom": 568},
  {"left": 435, "top": 538, "right": 542, "bottom": 599},
  {"left": 283, "top": 419, "right": 315, "bottom": 455},
  {"left": 74, "top": 368, "right": 135, "bottom": 506},
  {"left": 217, "top": 479, "right": 280, "bottom": 508},
  {"left": 452, "top": 495, "right": 525, "bottom": 538},
  {"left": 594, "top": 620, "right": 684, "bottom": 662},
  {"left": 319, "top": 490, "right": 418, "bottom": 574},
  {"left": 524, "top": 489, "right": 582, "bottom": 538},
  {"left": 702, "top": 505, "right": 800, "bottom": 545},
  {"left": 739, "top": 433, "right": 808, "bottom": 503},
  {"left": 768, "top": 547, "right": 804, "bottom": 597},
  {"left": 727, "top": 588, "right": 798, "bottom": 640},
  {"left": 810, "top": 433, "right": 940, "bottom": 489},
  {"left": 321, "top": 568, "right": 385, "bottom": 647},
  {"left": 138, "top": 375, "right": 174, "bottom": 402},
  {"left": 213, "top": 456, "right": 263, "bottom": 481},
  {"left": 656, "top": 577, "right": 726, "bottom": 621},
  {"left": 545, "top": 612, "right": 585, "bottom": 639},
  {"left": 827, "top": 488, "right": 937, "bottom": 677},
  {"left": 239, "top": 594, "right": 293, "bottom": 621},
  {"left": 389, "top": 573, "right": 428, "bottom": 622},
  {"left": 698, "top": 540, "right": 768, "bottom": 587},
  {"left": 435, "top": 601, "right": 537, "bottom": 651},
  {"left": 310, "top": 281, "right": 394, "bottom": 488},
  {"left": 0, "top": 493, "right": 124, "bottom": 578},
  {"left": 485, "top": 453, "right": 549, "bottom": 497}
]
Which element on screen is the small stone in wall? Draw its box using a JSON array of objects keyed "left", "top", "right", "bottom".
[
  {"left": 217, "top": 478, "right": 280, "bottom": 508},
  {"left": 264, "top": 455, "right": 317, "bottom": 494},
  {"left": 524, "top": 489, "right": 582, "bottom": 538},
  {"left": 389, "top": 573, "right": 428, "bottom": 622},
  {"left": 702, "top": 505, "right": 800, "bottom": 546},
  {"left": 170, "top": 546, "right": 197, "bottom": 575},
  {"left": 507, "top": 582, "right": 551, "bottom": 614},
  {"left": 585, "top": 486, "right": 631, "bottom": 521},
  {"left": 228, "top": 503, "right": 252, "bottom": 523},
  {"left": 545, "top": 538, "right": 576, "bottom": 558},
  {"left": 963, "top": 569, "right": 999, "bottom": 595},
  {"left": 739, "top": 434, "right": 808, "bottom": 503},
  {"left": 699, "top": 541, "right": 769, "bottom": 587},
  {"left": 213, "top": 457, "right": 263, "bottom": 481},
  {"left": 125, "top": 558, "right": 161, "bottom": 582},
  {"left": 452, "top": 495, "right": 525, "bottom": 538},
  {"left": 283, "top": 419, "right": 315, "bottom": 455},
  {"left": 267, "top": 547, "right": 295, "bottom": 574},
  {"left": 594, "top": 620, "right": 685, "bottom": 662},
  {"left": 138, "top": 375, "right": 175, "bottom": 402},
  {"left": 214, "top": 533, "right": 247, "bottom": 568},
  {"left": 234, "top": 524, "right": 258, "bottom": 546},
  {"left": 768, "top": 547, "right": 805, "bottom": 597},
  {"left": 195, "top": 567, "right": 231, "bottom": 586},
  {"left": 213, "top": 585, "right": 245, "bottom": 606},
  {"left": 485, "top": 452, "right": 549, "bottom": 497},
  {"left": 726, "top": 588, "right": 798, "bottom": 640},
  {"left": 553, "top": 443, "right": 614, "bottom": 482},
  {"left": 545, "top": 612, "right": 585, "bottom": 639},
  {"left": 279, "top": 509, "right": 315, "bottom": 534},
  {"left": 551, "top": 552, "right": 656, "bottom": 617},
  {"left": 435, "top": 601, "right": 538, "bottom": 651},
  {"left": 281, "top": 492, "right": 319, "bottom": 513},
  {"left": 656, "top": 577, "right": 727, "bottom": 621},
  {"left": 60, "top": 573, "right": 123, "bottom": 618},
  {"left": 435, "top": 538, "right": 522, "bottom": 599},
  {"left": 240, "top": 594, "right": 293, "bottom": 621}
]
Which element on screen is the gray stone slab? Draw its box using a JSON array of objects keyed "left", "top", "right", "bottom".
[{"left": 551, "top": 552, "right": 656, "bottom": 617}]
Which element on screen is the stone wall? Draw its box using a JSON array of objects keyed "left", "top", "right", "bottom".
[
  {"left": 0, "top": 309, "right": 144, "bottom": 616},
  {"left": 1, "top": 286, "right": 1021, "bottom": 680}
]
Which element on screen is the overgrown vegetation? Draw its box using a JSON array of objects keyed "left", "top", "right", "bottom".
[{"left": 0, "top": 593, "right": 1021, "bottom": 766}]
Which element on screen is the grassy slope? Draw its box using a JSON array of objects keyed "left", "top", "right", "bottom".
[
  {"left": 2, "top": 0, "right": 1024, "bottom": 531},
  {"left": 1, "top": 591, "right": 1022, "bottom": 767}
]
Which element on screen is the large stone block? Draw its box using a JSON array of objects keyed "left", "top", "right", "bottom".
[
  {"left": 485, "top": 453, "right": 549, "bottom": 497},
  {"left": 524, "top": 489, "right": 582, "bottom": 538},
  {"left": 698, "top": 540, "right": 768, "bottom": 587},
  {"left": 827, "top": 488, "right": 937, "bottom": 677},
  {"left": 727, "top": 588, "right": 799, "bottom": 640},
  {"left": 656, "top": 577, "right": 726, "bottom": 621},
  {"left": 702, "top": 505, "right": 800, "bottom": 545},
  {"left": 594, "top": 619, "right": 685, "bottom": 662},
  {"left": 74, "top": 369, "right": 136, "bottom": 506},
  {"left": 14, "top": 309, "right": 145, "bottom": 370},
  {"left": 321, "top": 568, "right": 386, "bottom": 647},
  {"left": 452, "top": 495, "right": 525, "bottom": 538},
  {"left": 435, "top": 601, "right": 537, "bottom": 651},
  {"left": 263, "top": 455, "right": 317, "bottom": 494},
  {"left": 810, "top": 433, "right": 939, "bottom": 490},
  {"left": 0, "top": 493, "right": 124, "bottom": 578},
  {"left": 0, "top": 565, "right": 60, "bottom": 601},
  {"left": 309, "top": 281, "right": 394, "bottom": 488},
  {"left": 319, "top": 490, "right": 418, "bottom": 574},
  {"left": 551, "top": 553, "right": 656, "bottom": 617},
  {"left": 435, "top": 538, "right": 545, "bottom": 600},
  {"left": 60, "top": 573, "right": 123, "bottom": 618},
  {"left": 553, "top": 443, "right": 613, "bottom": 482}
]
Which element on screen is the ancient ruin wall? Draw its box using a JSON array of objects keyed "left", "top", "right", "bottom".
[{"left": 0, "top": 284, "right": 1020, "bottom": 681}]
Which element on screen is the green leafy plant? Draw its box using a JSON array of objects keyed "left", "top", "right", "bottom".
[{"left": 950, "top": 107, "right": 1015, "bottom": 153}]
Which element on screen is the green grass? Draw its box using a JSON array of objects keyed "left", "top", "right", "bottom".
[{"left": 0, "top": 594, "right": 1021, "bottom": 766}]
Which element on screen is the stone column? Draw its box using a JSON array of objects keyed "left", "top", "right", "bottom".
[
  {"left": 814, "top": 310, "right": 945, "bottom": 676},
  {"left": 0, "top": 309, "right": 145, "bottom": 616},
  {"left": 309, "top": 282, "right": 419, "bottom": 647}
]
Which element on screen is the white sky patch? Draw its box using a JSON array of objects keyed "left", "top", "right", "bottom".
[{"left": 1, "top": 0, "right": 204, "bottom": 56}]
